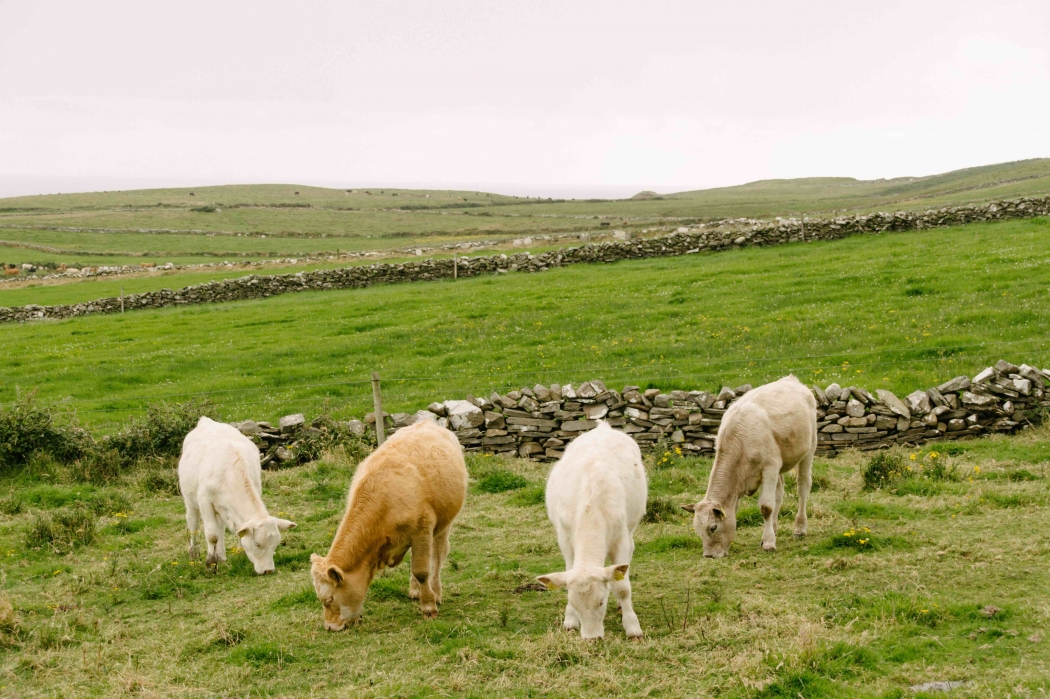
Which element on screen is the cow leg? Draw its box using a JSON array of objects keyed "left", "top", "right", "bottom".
[
  {"left": 410, "top": 531, "right": 438, "bottom": 618},
  {"left": 556, "top": 530, "right": 581, "bottom": 632},
  {"left": 758, "top": 462, "right": 782, "bottom": 551},
  {"left": 611, "top": 538, "right": 641, "bottom": 639},
  {"left": 430, "top": 526, "right": 450, "bottom": 606},
  {"left": 794, "top": 453, "right": 813, "bottom": 538},
  {"left": 201, "top": 503, "right": 225, "bottom": 568},
  {"left": 772, "top": 474, "right": 785, "bottom": 535},
  {"left": 184, "top": 496, "right": 201, "bottom": 560}
]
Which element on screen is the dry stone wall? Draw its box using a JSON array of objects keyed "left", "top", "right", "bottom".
[
  {"left": 242, "top": 359, "right": 1050, "bottom": 467},
  {"left": 3, "top": 196, "right": 1048, "bottom": 324}
]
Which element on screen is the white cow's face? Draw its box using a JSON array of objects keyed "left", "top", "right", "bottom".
[
  {"left": 238, "top": 516, "right": 296, "bottom": 575},
  {"left": 684, "top": 500, "right": 735, "bottom": 558},
  {"left": 538, "top": 564, "right": 628, "bottom": 640},
  {"left": 310, "top": 554, "right": 370, "bottom": 631}
]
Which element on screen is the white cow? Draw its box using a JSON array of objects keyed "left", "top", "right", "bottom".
[
  {"left": 178, "top": 417, "right": 296, "bottom": 574},
  {"left": 537, "top": 421, "right": 646, "bottom": 639},
  {"left": 683, "top": 375, "right": 816, "bottom": 557}
]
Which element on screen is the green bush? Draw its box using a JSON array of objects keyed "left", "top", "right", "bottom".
[
  {"left": 24, "top": 506, "right": 97, "bottom": 554},
  {"left": 476, "top": 470, "right": 528, "bottom": 493},
  {"left": 861, "top": 452, "right": 909, "bottom": 490},
  {"left": 0, "top": 395, "right": 94, "bottom": 472},
  {"left": 107, "top": 400, "right": 214, "bottom": 461}
]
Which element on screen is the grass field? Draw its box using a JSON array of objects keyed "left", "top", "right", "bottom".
[
  {"left": 3, "top": 164, "right": 1050, "bottom": 697},
  {"left": 1, "top": 427, "right": 1048, "bottom": 696},
  {"left": 2, "top": 216, "right": 1049, "bottom": 430},
  {"left": 2, "top": 159, "right": 1049, "bottom": 271}
]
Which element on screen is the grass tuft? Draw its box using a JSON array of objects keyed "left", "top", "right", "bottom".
[{"left": 476, "top": 470, "right": 528, "bottom": 493}]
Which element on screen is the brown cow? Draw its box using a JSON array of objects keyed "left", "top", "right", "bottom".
[{"left": 310, "top": 420, "right": 467, "bottom": 630}]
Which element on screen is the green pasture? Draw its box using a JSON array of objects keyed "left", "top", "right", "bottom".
[
  {"left": 2, "top": 216, "right": 1049, "bottom": 430},
  {"left": 0, "top": 427, "right": 1047, "bottom": 696},
  {"left": 2, "top": 159, "right": 1049, "bottom": 274}
]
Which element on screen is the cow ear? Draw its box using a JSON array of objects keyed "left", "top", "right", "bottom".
[
  {"left": 326, "top": 565, "right": 344, "bottom": 585},
  {"left": 712, "top": 506, "right": 725, "bottom": 521},
  {"left": 236, "top": 524, "right": 251, "bottom": 538},
  {"left": 310, "top": 553, "right": 324, "bottom": 565},
  {"left": 681, "top": 503, "right": 696, "bottom": 513},
  {"left": 537, "top": 572, "right": 568, "bottom": 591},
  {"left": 604, "top": 564, "right": 629, "bottom": 582},
  {"left": 276, "top": 518, "right": 296, "bottom": 532}
]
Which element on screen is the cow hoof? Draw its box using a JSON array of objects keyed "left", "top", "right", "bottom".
[
  {"left": 794, "top": 529, "right": 807, "bottom": 538},
  {"left": 188, "top": 545, "right": 199, "bottom": 560},
  {"left": 421, "top": 609, "right": 438, "bottom": 619},
  {"left": 627, "top": 634, "right": 643, "bottom": 642},
  {"left": 761, "top": 543, "right": 777, "bottom": 552},
  {"left": 408, "top": 589, "right": 420, "bottom": 600}
]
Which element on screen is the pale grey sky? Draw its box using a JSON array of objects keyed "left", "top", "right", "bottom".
[{"left": 1, "top": 0, "right": 1048, "bottom": 198}]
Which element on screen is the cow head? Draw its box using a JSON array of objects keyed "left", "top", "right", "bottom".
[
  {"left": 683, "top": 500, "right": 735, "bottom": 558},
  {"left": 310, "top": 554, "right": 371, "bottom": 631},
  {"left": 537, "top": 564, "right": 628, "bottom": 640},
  {"left": 236, "top": 516, "right": 296, "bottom": 574}
]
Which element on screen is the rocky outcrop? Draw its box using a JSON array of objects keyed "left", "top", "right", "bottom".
[{"left": 2, "top": 196, "right": 1048, "bottom": 324}]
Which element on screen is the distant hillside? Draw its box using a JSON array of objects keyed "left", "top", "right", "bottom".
[{"left": 662, "top": 158, "right": 1050, "bottom": 217}]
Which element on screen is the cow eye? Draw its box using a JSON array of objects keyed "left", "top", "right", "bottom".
[{"left": 709, "top": 525, "right": 718, "bottom": 533}]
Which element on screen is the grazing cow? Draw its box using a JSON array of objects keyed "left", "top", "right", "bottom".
[
  {"left": 310, "top": 420, "right": 467, "bottom": 630},
  {"left": 178, "top": 417, "right": 296, "bottom": 574},
  {"left": 683, "top": 375, "right": 816, "bottom": 557},
  {"left": 538, "top": 421, "right": 646, "bottom": 640}
]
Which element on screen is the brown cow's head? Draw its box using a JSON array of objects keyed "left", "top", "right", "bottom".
[
  {"left": 310, "top": 554, "right": 371, "bottom": 631},
  {"left": 683, "top": 500, "right": 736, "bottom": 558}
]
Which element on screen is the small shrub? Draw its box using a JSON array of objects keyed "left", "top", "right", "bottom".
[
  {"left": 476, "top": 470, "right": 528, "bottom": 493},
  {"left": 24, "top": 506, "right": 97, "bottom": 554},
  {"left": 644, "top": 497, "right": 687, "bottom": 523},
  {"left": 861, "top": 452, "right": 909, "bottom": 490},
  {"left": 0, "top": 395, "right": 94, "bottom": 472},
  {"left": 139, "top": 462, "right": 180, "bottom": 495},
  {"left": 68, "top": 447, "right": 124, "bottom": 484},
  {"left": 107, "top": 400, "right": 214, "bottom": 461}
]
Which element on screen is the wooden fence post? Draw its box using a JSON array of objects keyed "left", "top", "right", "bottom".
[
  {"left": 371, "top": 371, "right": 385, "bottom": 446},
  {"left": 120, "top": 286, "right": 125, "bottom": 313},
  {"left": 453, "top": 253, "right": 458, "bottom": 280},
  {"left": 800, "top": 214, "right": 805, "bottom": 242}
]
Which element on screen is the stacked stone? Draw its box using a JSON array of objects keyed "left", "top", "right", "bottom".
[
  {"left": 368, "top": 360, "right": 1048, "bottom": 462},
  {"left": 3, "top": 196, "right": 1048, "bottom": 324},
  {"left": 232, "top": 413, "right": 367, "bottom": 469},
  {"left": 379, "top": 382, "right": 731, "bottom": 460},
  {"left": 814, "top": 360, "right": 1048, "bottom": 457}
]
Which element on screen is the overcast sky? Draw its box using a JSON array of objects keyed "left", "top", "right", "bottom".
[{"left": 1, "top": 0, "right": 1049, "bottom": 198}]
